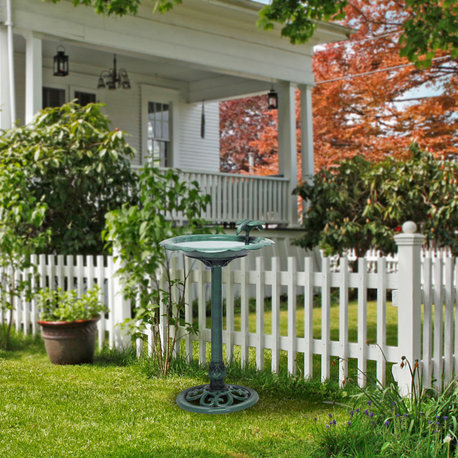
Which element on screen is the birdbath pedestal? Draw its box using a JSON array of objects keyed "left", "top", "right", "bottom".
[{"left": 160, "top": 229, "right": 273, "bottom": 414}]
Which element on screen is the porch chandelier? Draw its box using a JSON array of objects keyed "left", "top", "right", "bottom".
[
  {"left": 97, "top": 54, "right": 131, "bottom": 90},
  {"left": 267, "top": 88, "right": 278, "bottom": 110},
  {"left": 53, "top": 45, "right": 69, "bottom": 77}
]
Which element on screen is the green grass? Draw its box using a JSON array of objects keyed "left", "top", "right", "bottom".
[
  {"left": 228, "top": 298, "right": 398, "bottom": 345},
  {"left": 0, "top": 297, "right": 398, "bottom": 457},
  {"left": 0, "top": 335, "right": 351, "bottom": 457}
]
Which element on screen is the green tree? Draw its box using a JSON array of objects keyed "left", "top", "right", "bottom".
[
  {"left": 0, "top": 157, "right": 49, "bottom": 348},
  {"left": 52, "top": 0, "right": 458, "bottom": 68},
  {"left": 258, "top": 0, "right": 457, "bottom": 68},
  {"left": 294, "top": 144, "right": 457, "bottom": 257},
  {"left": 0, "top": 102, "right": 137, "bottom": 255},
  {"left": 104, "top": 164, "right": 212, "bottom": 375}
]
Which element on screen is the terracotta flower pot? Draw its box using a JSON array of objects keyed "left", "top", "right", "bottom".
[{"left": 38, "top": 318, "right": 99, "bottom": 365}]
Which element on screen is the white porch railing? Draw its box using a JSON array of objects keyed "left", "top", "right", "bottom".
[
  {"left": 133, "top": 166, "right": 290, "bottom": 225},
  {"left": 177, "top": 170, "right": 289, "bottom": 225}
]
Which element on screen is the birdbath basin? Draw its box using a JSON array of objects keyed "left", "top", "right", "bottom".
[
  {"left": 161, "top": 234, "right": 273, "bottom": 266},
  {"left": 160, "top": 227, "right": 274, "bottom": 414}
]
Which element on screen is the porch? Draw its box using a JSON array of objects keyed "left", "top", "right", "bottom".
[
  {"left": 176, "top": 169, "right": 290, "bottom": 226},
  {"left": 132, "top": 166, "right": 291, "bottom": 225},
  {"left": 1, "top": 0, "right": 350, "bottom": 228}
]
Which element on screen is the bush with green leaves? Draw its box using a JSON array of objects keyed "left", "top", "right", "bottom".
[
  {"left": 0, "top": 102, "right": 137, "bottom": 255},
  {"left": 294, "top": 144, "right": 457, "bottom": 257},
  {"left": 0, "top": 155, "right": 49, "bottom": 348},
  {"left": 104, "top": 163, "right": 212, "bottom": 375},
  {"left": 37, "top": 285, "right": 107, "bottom": 322}
]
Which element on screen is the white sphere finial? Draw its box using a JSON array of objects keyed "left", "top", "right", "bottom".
[{"left": 402, "top": 221, "right": 417, "bottom": 234}]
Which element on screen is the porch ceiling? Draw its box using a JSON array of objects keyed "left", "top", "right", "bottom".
[{"left": 14, "top": 35, "right": 271, "bottom": 102}]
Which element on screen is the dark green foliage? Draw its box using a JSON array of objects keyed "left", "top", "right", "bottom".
[
  {"left": 0, "top": 102, "right": 137, "bottom": 255},
  {"left": 0, "top": 140, "right": 49, "bottom": 347},
  {"left": 257, "top": 0, "right": 347, "bottom": 44},
  {"left": 104, "top": 163, "right": 212, "bottom": 375},
  {"left": 258, "top": 0, "right": 457, "bottom": 69},
  {"left": 294, "top": 144, "right": 458, "bottom": 257},
  {"left": 400, "top": 0, "right": 458, "bottom": 67}
]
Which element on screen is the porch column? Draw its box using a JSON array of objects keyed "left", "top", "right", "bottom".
[
  {"left": 277, "top": 82, "right": 298, "bottom": 227},
  {"left": 299, "top": 84, "right": 314, "bottom": 183},
  {"left": 25, "top": 32, "right": 42, "bottom": 124},
  {"left": 0, "top": 27, "right": 12, "bottom": 129}
]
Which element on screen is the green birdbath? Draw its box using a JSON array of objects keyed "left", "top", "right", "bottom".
[{"left": 160, "top": 221, "right": 274, "bottom": 414}]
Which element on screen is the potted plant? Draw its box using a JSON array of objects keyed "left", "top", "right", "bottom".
[{"left": 36, "top": 285, "right": 107, "bottom": 365}]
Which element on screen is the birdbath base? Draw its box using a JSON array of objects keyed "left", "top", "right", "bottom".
[{"left": 177, "top": 384, "right": 259, "bottom": 414}]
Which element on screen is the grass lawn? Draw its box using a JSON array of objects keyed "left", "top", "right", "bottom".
[
  {"left": 0, "top": 298, "right": 398, "bottom": 457},
  {"left": 0, "top": 337, "right": 348, "bottom": 457}
]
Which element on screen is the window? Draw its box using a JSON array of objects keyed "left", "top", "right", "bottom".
[
  {"left": 147, "top": 102, "right": 170, "bottom": 167},
  {"left": 43, "top": 87, "right": 66, "bottom": 108},
  {"left": 74, "top": 91, "right": 96, "bottom": 106}
]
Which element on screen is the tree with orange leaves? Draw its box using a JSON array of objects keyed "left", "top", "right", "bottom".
[{"left": 221, "top": 0, "right": 457, "bottom": 174}]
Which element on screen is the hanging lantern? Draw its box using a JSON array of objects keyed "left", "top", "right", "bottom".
[
  {"left": 53, "top": 46, "right": 69, "bottom": 77},
  {"left": 267, "top": 89, "right": 278, "bottom": 110}
]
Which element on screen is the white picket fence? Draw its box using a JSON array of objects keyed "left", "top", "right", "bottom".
[
  {"left": 2, "top": 254, "right": 129, "bottom": 350},
  {"left": 4, "top": 229, "right": 457, "bottom": 391}
]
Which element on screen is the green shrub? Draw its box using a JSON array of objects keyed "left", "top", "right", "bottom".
[
  {"left": 37, "top": 285, "right": 107, "bottom": 322},
  {"left": 0, "top": 102, "right": 137, "bottom": 255},
  {"left": 294, "top": 144, "right": 458, "bottom": 257}
]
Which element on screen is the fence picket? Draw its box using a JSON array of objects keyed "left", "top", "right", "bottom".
[
  {"left": 184, "top": 257, "right": 193, "bottom": 362},
  {"left": 339, "top": 257, "right": 349, "bottom": 386},
  {"left": 444, "top": 257, "right": 453, "bottom": 385},
  {"left": 422, "top": 253, "right": 433, "bottom": 388},
  {"left": 271, "top": 257, "right": 280, "bottom": 374},
  {"left": 287, "top": 257, "right": 297, "bottom": 375},
  {"left": 376, "top": 258, "right": 387, "bottom": 385},
  {"left": 30, "top": 254, "right": 38, "bottom": 335},
  {"left": 197, "top": 262, "right": 206, "bottom": 366},
  {"left": 433, "top": 255, "right": 443, "bottom": 390},
  {"left": 224, "top": 262, "right": 234, "bottom": 364},
  {"left": 76, "top": 255, "right": 84, "bottom": 296},
  {"left": 57, "top": 255, "right": 65, "bottom": 289},
  {"left": 96, "top": 255, "right": 106, "bottom": 349},
  {"left": 240, "top": 258, "right": 249, "bottom": 368},
  {"left": 255, "top": 257, "right": 265, "bottom": 371},
  {"left": 357, "top": 258, "right": 368, "bottom": 387},
  {"left": 107, "top": 256, "right": 115, "bottom": 349},
  {"left": 304, "top": 257, "right": 314, "bottom": 379},
  {"left": 321, "top": 257, "right": 331, "bottom": 382}
]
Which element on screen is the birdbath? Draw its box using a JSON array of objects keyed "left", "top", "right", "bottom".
[{"left": 160, "top": 220, "right": 274, "bottom": 414}]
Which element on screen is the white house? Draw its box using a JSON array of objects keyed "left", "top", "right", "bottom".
[{"left": 0, "top": 0, "right": 349, "bottom": 228}]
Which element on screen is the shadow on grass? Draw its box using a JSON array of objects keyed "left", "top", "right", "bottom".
[
  {"left": 0, "top": 331, "right": 46, "bottom": 360},
  {"left": 93, "top": 346, "right": 138, "bottom": 367},
  {"left": 137, "top": 355, "right": 357, "bottom": 406}
]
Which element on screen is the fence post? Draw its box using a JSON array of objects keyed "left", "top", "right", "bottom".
[
  {"left": 393, "top": 221, "right": 424, "bottom": 396},
  {"left": 111, "top": 247, "right": 132, "bottom": 350}
]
